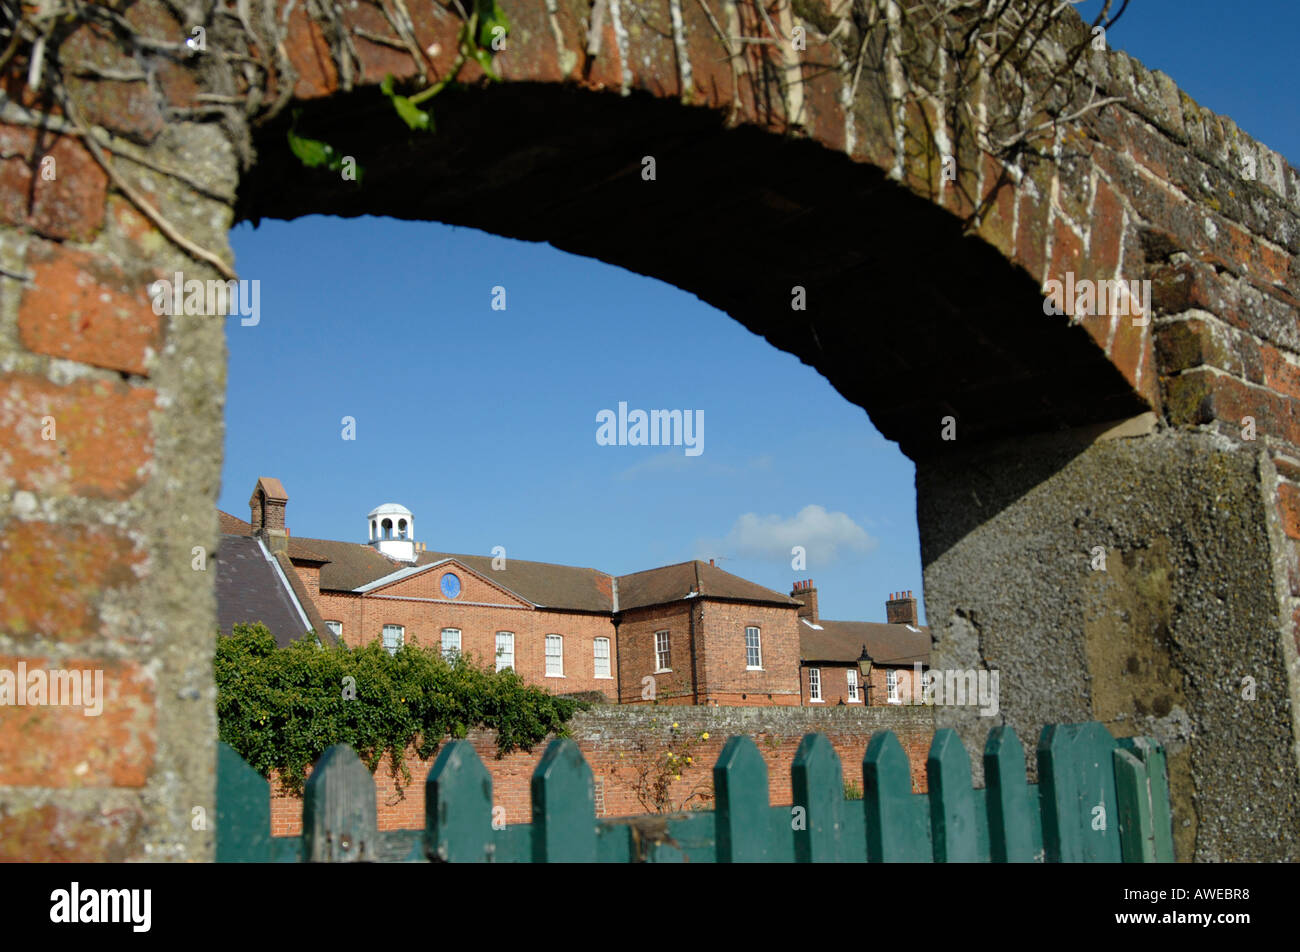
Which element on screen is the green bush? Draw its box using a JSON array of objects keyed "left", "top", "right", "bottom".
[{"left": 215, "top": 623, "right": 585, "bottom": 795}]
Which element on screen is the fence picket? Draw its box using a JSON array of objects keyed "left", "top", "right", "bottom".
[
  {"left": 1038, "top": 722, "right": 1122, "bottom": 862},
  {"left": 530, "top": 738, "right": 598, "bottom": 862},
  {"left": 215, "top": 721, "right": 1173, "bottom": 863},
  {"left": 927, "top": 729, "right": 979, "bottom": 862},
  {"left": 983, "top": 726, "right": 1038, "bottom": 862},
  {"left": 216, "top": 741, "right": 272, "bottom": 862},
  {"left": 863, "top": 730, "right": 930, "bottom": 862},
  {"left": 713, "top": 735, "right": 771, "bottom": 862},
  {"left": 792, "top": 732, "right": 847, "bottom": 862},
  {"left": 426, "top": 739, "right": 495, "bottom": 862},
  {"left": 301, "top": 744, "right": 379, "bottom": 862},
  {"left": 1113, "top": 737, "right": 1174, "bottom": 863}
]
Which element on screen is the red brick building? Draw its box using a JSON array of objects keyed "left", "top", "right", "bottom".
[{"left": 217, "top": 478, "right": 929, "bottom": 706}]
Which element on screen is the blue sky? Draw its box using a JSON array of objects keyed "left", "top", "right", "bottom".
[{"left": 219, "top": 3, "right": 1295, "bottom": 626}]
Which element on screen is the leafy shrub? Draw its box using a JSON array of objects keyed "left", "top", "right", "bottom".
[{"left": 215, "top": 623, "right": 585, "bottom": 795}]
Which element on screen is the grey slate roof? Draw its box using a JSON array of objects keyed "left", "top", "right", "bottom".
[{"left": 215, "top": 534, "right": 318, "bottom": 647}]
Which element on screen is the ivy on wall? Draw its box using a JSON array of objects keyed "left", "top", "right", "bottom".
[{"left": 216, "top": 622, "right": 584, "bottom": 795}]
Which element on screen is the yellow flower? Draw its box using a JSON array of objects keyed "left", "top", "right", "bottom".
[
  {"left": 701, "top": 732, "right": 709, "bottom": 740},
  {"left": 685, "top": 756, "right": 693, "bottom": 764},
  {"left": 673, "top": 774, "right": 681, "bottom": 781},
  {"left": 672, "top": 722, "right": 678, "bottom": 729},
  {"left": 618, "top": 752, "right": 624, "bottom": 758}
]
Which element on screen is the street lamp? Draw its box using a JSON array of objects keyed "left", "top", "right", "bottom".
[{"left": 857, "top": 645, "right": 874, "bottom": 705}]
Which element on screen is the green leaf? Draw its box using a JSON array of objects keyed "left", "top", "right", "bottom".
[
  {"left": 287, "top": 127, "right": 335, "bottom": 169},
  {"left": 390, "top": 93, "right": 432, "bottom": 131},
  {"left": 380, "top": 74, "right": 432, "bottom": 131},
  {"left": 470, "top": 44, "right": 499, "bottom": 82},
  {"left": 475, "top": 0, "right": 509, "bottom": 51}
]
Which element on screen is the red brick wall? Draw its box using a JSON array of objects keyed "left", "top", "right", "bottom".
[
  {"left": 293, "top": 562, "right": 321, "bottom": 599},
  {"left": 615, "top": 603, "right": 696, "bottom": 703},
  {"left": 313, "top": 583, "right": 619, "bottom": 700},
  {"left": 694, "top": 600, "right": 802, "bottom": 704},
  {"left": 268, "top": 705, "right": 936, "bottom": 835},
  {"left": 801, "top": 663, "right": 922, "bottom": 706}
]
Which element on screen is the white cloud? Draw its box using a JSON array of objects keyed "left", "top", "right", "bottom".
[{"left": 700, "top": 504, "right": 877, "bottom": 564}]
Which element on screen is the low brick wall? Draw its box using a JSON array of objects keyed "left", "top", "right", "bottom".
[{"left": 270, "top": 704, "right": 936, "bottom": 836}]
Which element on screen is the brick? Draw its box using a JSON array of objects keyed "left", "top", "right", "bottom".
[
  {"left": 19, "top": 243, "right": 162, "bottom": 376},
  {"left": 0, "top": 373, "right": 155, "bottom": 498},
  {"left": 0, "top": 522, "right": 147, "bottom": 641},
  {"left": 0, "top": 803, "right": 144, "bottom": 861},
  {"left": 0, "top": 656, "right": 155, "bottom": 786},
  {"left": 59, "top": 24, "right": 163, "bottom": 143},
  {"left": 1090, "top": 177, "right": 1125, "bottom": 277},
  {"left": 1279, "top": 485, "right": 1300, "bottom": 540},
  {"left": 1015, "top": 180, "right": 1052, "bottom": 285},
  {"left": 976, "top": 154, "right": 1017, "bottom": 260},
  {"left": 0, "top": 126, "right": 108, "bottom": 241}
]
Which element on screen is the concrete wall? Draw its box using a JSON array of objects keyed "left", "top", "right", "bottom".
[{"left": 920, "top": 421, "right": 1300, "bottom": 861}]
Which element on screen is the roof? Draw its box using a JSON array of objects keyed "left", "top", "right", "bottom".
[
  {"left": 251, "top": 476, "right": 288, "bottom": 502},
  {"left": 799, "top": 618, "right": 930, "bottom": 667},
  {"left": 219, "top": 510, "right": 252, "bottom": 535},
  {"left": 220, "top": 512, "right": 809, "bottom": 616},
  {"left": 615, "top": 560, "right": 801, "bottom": 612},
  {"left": 215, "top": 535, "right": 320, "bottom": 648},
  {"left": 368, "top": 502, "right": 413, "bottom": 518},
  {"left": 414, "top": 549, "right": 613, "bottom": 611}
]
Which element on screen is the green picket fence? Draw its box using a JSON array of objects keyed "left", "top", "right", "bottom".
[{"left": 216, "top": 721, "right": 1174, "bottom": 862}]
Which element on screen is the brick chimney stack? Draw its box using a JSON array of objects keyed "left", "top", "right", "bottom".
[
  {"left": 791, "top": 579, "right": 818, "bottom": 623},
  {"left": 886, "top": 590, "right": 918, "bottom": 626},
  {"left": 249, "top": 477, "right": 290, "bottom": 554}
]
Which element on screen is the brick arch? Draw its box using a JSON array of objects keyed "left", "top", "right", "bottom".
[
  {"left": 239, "top": 1, "right": 1158, "bottom": 459},
  {"left": 2, "top": 1, "right": 1299, "bottom": 861}
]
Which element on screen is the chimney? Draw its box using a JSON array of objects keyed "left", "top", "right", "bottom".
[
  {"left": 249, "top": 477, "right": 290, "bottom": 554},
  {"left": 709, "top": 558, "right": 715, "bottom": 566},
  {"left": 886, "top": 590, "right": 918, "bottom": 626},
  {"left": 790, "top": 579, "right": 818, "bottom": 623}
]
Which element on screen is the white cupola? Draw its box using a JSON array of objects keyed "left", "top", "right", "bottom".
[{"left": 368, "top": 503, "right": 417, "bottom": 561}]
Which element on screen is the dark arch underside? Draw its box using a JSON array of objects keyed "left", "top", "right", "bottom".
[{"left": 236, "top": 82, "right": 1149, "bottom": 460}]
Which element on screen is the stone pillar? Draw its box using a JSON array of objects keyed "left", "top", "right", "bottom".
[
  {"left": 0, "top": 7, "right": 236, "bottom": 859},
  {"left": 918, "top": 417, "right": 1300, "bottom": 862}
]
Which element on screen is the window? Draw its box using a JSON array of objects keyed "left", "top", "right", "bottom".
[
  {"left": 441, "top": 628, "right": 461, "bottom": 660},
  {"left": 809, "top": 667, "right": 821, "bottom": 701},
  {"left": 325, "top": 620, "right": 342, "bottom": 638},
  {"left": 654, "top": 630, "right": 670, "bottom": 672},
  {"left": 594, "top": 637, "right": 611, "bottom": 678},
  {"left": 887, "top": 669, "right": 899, "bottom": 703},
  {"left": 745, "top": 626, "right": 762, "bottom": 669},
  {"left": 545, "top": 634, "right": 564, "bottom": 676},
  {"left": 495, "top": 632, "right": 514, "bottom": 672},
  {"left": 382, "top": 624, "right": 404, "bottom": 655},
  {"left": 847, "top": 668, "right": 859, "bottom": 702}
]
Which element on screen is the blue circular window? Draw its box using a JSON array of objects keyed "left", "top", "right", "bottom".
[{"left": 440, "top": 572, "right": 462, "bottom": 599}]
